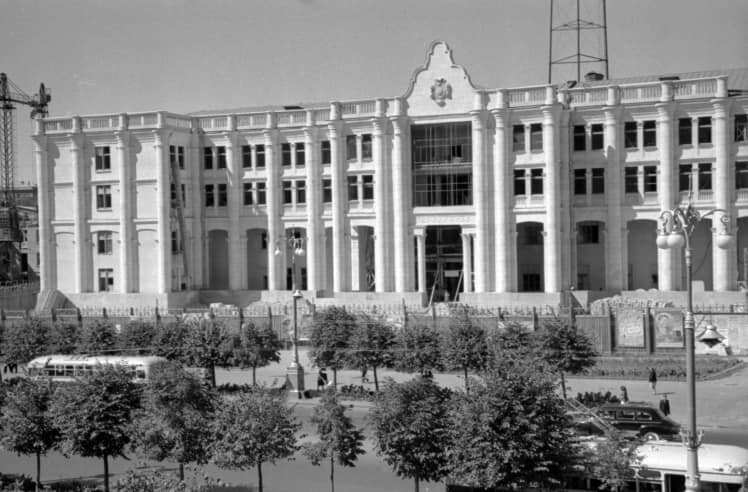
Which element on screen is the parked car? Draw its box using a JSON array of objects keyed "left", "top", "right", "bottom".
[{"left": 597, "top": 402, "right": 681, "bottom": 441}]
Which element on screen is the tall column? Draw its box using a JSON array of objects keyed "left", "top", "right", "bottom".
[
  {"left": 116, "top": 115, "right": 132, "bottom": 293},
  {"left": 415, "top": 229, "right": 426, "bottom": 293},
  {"left": 32, "top": 122, "right": 52, "bottom": 291},
  {"left": 712, "top": 77, "right": 735, "bottom": 291},
  {"left": 542, "top": 87, "right": 562, "bottom": 293},
  {"left": 329, "top": 103, "right": 348, "bottom": 292},
  {"left": 470, "top": 92, "right": 490, "bottom": 292},
  {"left": 70, "top": 118, "right": 87, "bottom": 293},
  {"left": 305, "top": 110, "right": 322, "bottom": 293},
  {"left": 350, "top": 226, "right": 360, "bottom": 291},
  {"left": 604, "top": 88, "right": 625, "bottom": 290},
  {"left": 491, "top": 90, "right": 510, "bottom": 292},
  {"left": 656, "top": 83, "right": 678, "bottom": 291},
  {"left": 226, "top": 119, "right": 243, "bottom": 290},
  {"left": 460, "top": 232, "right": 473, "bottom": 293},
  {"left": 264, "top": 114, "right": 282, "bottom": 290},
  {"left": 153, "top": 124, "right": 171, "bottom": 294},
  {"left": 391, "top": 99, "right": 411, "bottom": 292},
  {"left": 189, "top": 124, "right": 204, "bottom": 289},
  {"left": 372, "top": 99, "right": 387, "bottom": 292}
]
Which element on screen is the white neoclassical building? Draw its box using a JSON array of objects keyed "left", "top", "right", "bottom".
[{"left": 33, "top": 42, "right": 748, "bottom": 308}]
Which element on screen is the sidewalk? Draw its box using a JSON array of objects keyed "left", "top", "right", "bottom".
[{"left": 216, "top": 349, "right": 748, "bottom": 429}]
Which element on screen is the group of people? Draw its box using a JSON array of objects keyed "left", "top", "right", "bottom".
[{"left": 617, "top": 367, "right": 670, "bottom": 416}]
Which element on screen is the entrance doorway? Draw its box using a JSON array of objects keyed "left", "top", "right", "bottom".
[{"left": 425, "top": 225, "right": 463, "bottom": 302}]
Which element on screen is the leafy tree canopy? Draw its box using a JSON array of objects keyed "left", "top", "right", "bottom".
[
  {"left": 78, "top": 319, "right": 118, "bottom": 355},
  {"left": 0, "top": 378, "right": 60, "bottom": 457},
  {"left": 537, "top": 319, "right": 597, "bottom": 375},
  {"left": 118, "top": 320, "right": 156, "bottom": 355},
  {"left": 304, "top": 389, "right": 365, "bottom": 467},
  {"left": 1, "top": 318, "right": 47, "bottom": 365},
  {"left": 441, "top": 308, "right": 488, "bottom": 379},
  {"left": 310, "top": 307, "right": 355, "bottom": 372},
  {"left": 152, "top": 319, "right": 190, "bottom": 362},
  {"left": 46, "top": 321, "right": 81, "bottom": 355},
  {"left": 230, "top": 321, "right": 282, "bottom": 385},
  {"left": 393, "top": 323, "right": 442, "bottom": 375}
]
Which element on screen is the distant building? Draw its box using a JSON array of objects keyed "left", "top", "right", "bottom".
[{"left": 33, "top": 42, "right": 748, "bottom": 308}]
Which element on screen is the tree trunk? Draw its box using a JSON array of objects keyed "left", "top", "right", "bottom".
[
  {"left": 209, "top": 364, "right": 216, "bottom": 388},
  {"left": 179, "top": 462, "right": 184, "bottom": 481},
  {"left": 35, "top": 451, "right": 40, "bottom": 492},
  {"left": 414, "top": 477, "right": 419, "bottom": 492},
  {"left": 464, "top": 366, "right": 469, "bottom": 393},
  {"left": 252, "top": 365, "right": 257, "bottom": 386},
  {"left": 333, "top": 368, "right": 338, "bottom": 388},
  {"left": 560, "top": 370, "right": 567, "bottom": 400},
  {"left": 103, "top": 453, "right": 109, "bottom": 492},
  {"left": 257, "top": 462, "right": 263, "bottom": 492},
  {"left": 330, "top": 454, "right": 335, "bottom": 492},
  {"left": 373, "top": 366, "right": 379, "bottom": 392}
]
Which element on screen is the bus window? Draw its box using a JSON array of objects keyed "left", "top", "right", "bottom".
[
  {"left": 64, "top": 365, "right": 74, "bottom": 376},
  {"left": 701, "top": 482, "right": 741, "bottom": 492},
  {"left": 666, "top": 473, "right": 685, "bottom": 492},
  {"left": 55, "top": 365, "right": 64, "bottom": 376},
  {"left": 45, "top": 367, "right": 55, "bottom": 376},
  {"left": 619, "top": 409, "right": 637, "bottom": 420}
]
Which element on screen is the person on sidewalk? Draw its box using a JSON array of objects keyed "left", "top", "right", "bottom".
[
  {"left": 659, "top": 394, "right": 671, "bottom": 416},
  {"left": 317, "top": 368, "right": 329, "bottom": 391},
  {"left": 619, "top": 385, "right": 629, "bottom": 404},
  {"left": 648, "top": 367, "right": 658, "bottom": 394}
]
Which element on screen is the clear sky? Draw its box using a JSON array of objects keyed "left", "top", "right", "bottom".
[{"left": 1, "top": 0, "right": 746, "bottom": 184}]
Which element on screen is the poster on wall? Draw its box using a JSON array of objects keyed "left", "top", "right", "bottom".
[
  {"left": 616, "top": 310, "right": 645, "bottom": 347},
  {"left": 653, "top": 309, "right": 685, "bottom": 348}
]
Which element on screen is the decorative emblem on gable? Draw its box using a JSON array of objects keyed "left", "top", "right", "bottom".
[{"left": 430, "top": 78, "right": 452, "bottom": 106}]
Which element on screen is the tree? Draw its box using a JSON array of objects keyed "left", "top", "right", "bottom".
[
  {"left": 46, "top": 320, "right": 81, "bottom": 355},
  {"left": 392, "top": 323, "right": 441, "bottom": 376},
  {"left": 118, "top": 320, "right": 156, "bottom": 355},
  {"left": 0, "top": 378, "right": 61, "bottom": 491},
  {"left": 369, "top": 377, "right": 452, "bottom": 492},
  {"left": 134, "top": 360, "right": 217, "bottom": 481},
  {"left": 346, "top": 315, "right": 396, "bottom": 391},
  {"left": 447, "top": 357, "right": 576, "bottom": 490},
  {"left": 181, "top": 317, "right": 233, "bottom": 387},
  {"left": 212, "top": 390, "right": 300, "bottom": 492},
  {"left": 230, "top": 320, "right": 282, "bottom": 386},
  {"left": 1, "top": 317, "right": 48, "bottom": 368},
  {"left": 303, "top": 389, "right": 365, "bottom": 492},
  {"left": 310, "top": 307, "right": 354, "bottom": 387},
  {"left": 584, "top": 432, "right": 642, "bottom": 491},
  {"left": 53, "top": 365, "right": 141, "bottom": 492},
  {"left": 441, "top": 308, "right": 487, "bottom": 392},
  {"left": 537, "top": 319, "right": 597, "bottom": 399},
  {"left": 78, "top": 319, "right": 118, "bottom": 354},
  {"left": 152, "top": 318, "right": 190, "bottom": 362},
  {"left": 490, "top": 321, "right": 538, "bottom": 360}
]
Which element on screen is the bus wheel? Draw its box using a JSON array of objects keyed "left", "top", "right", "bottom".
[{"left": 642, "top": 432, "right": 659, "bottom": 441}]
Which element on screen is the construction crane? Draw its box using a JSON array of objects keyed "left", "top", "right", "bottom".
[{"left": 0, "top": 72, "right": 50, "bottom": 282}]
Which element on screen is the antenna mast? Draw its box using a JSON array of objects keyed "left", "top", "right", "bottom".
[{"left": 548, "top": 0, "right": 609, "bottom": 84}]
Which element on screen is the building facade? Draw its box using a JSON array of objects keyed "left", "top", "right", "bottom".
[{"left": 33, "top": 42, "right": 748, "bottom": 307}]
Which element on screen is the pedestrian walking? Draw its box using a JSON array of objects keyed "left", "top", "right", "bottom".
[
  {"left": 619, "top": 385, "right": 629, "bottom": 404},
  {"left": 648, "top": 367, "right": 658, "bottom": 394},
  {"left": 659, "top": 394, "right": 671, "bottom": 416},
  {"left": 317, "top": 367, "right": 329, "bottom": 391}
]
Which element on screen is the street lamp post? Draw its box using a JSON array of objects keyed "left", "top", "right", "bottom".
[
  {"left": 656, "top": 203, "right": 733, "bottom": 492},
  {"left": 276, "top": 235, "right": 306, "bottom": 399}
]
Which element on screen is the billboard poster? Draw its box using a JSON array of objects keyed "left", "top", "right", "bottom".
[
  {"left": 616, "top": 310, "right": 645, "bottom": 347},
  {"left": 653, "top": 309, "right": 685, "bottom": 348}
]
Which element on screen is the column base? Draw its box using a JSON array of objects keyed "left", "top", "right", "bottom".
[{"left": 286, "top": 363, "right": 305, "bottom": 399}]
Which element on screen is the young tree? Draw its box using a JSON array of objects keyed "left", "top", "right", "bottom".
[
  {"left": 181, "top": 317, "right": 233, "bottom": 387},
  {"left": 441, "top": 308, "right": 487, "bottom": 392},
  {"left": 447, "top": 357, "right": 576, "bottom": 490},
  {"left": 309, "top": 307, "right": 355, "bottom": 387},
  {"left": 230, "top": 320, "right": 283, "bottom": 386},
  {"left": 152, "top": 318, "right": 189, "bottom": 362},
  {"left": 537, "top": 319, "right": 597, "bottom": 399},
  {"left": 392, "top": 323, "right": 441, "bottom": 376},
  {"left": 1, "top": 317, "right": 48, "bottom": 368},
  {"left": 303, "top": 389, "right": 365, "bottom": 492},
  {"left": 134, "top": 360, "right": 217, "bottom": 481},
  {"left": 212, "top": 391, "right": 300, "bottom": 492},
  {"left": 347, "top": 315, "right": 396, "bottom": 391},
  {"left": 369, "top": 377, "right": 452, "bottom": 492},
  {"left": 78, "top": 319, "right": 118, "bottom": 354},
  {"left": 53, "top": 365, "right": 141, "bottom": 492},
  {"left": 0, "top": 379, "right": 61, "bottom": 491},
  {"left": 46, "top": 320, "right": 81, "bottom": 355},
  {"left": 584, "top": 432, "right": 642, "bottom": 491},
  {"left": 118, "top": 320, "right": 156, "bottom": 355}
]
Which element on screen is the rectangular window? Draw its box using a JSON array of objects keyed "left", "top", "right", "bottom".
[
  {"left": 169, "top": 145, "right": 177, "bottom": 167},
  {"left": 256, "top": 182, "right": 266, "bottom": 204},
  {"left": 643, "top": 120, "right": 657, "bottom": 147},
  {"left": 529, "top": 123, "right": 543, "bottom": 151},
  {"left": 203, "top": 147, "right": 213, "bottom": 169},
  {"left": 679, "top": 164, "right": 692, "bottom": 192},
  {"left": 698, "top": 117, "right": 712, "bottom": 144},
  {"left": 679, "top": 118, "right": 692, "bottom": 146},
  {"left": 243, "top": 182, "right": 253, "bottom": 205},
  {"left": 530, "top": 168, "right": 543, "bottom": 194},
  {"left": 579, "top": 224, "right": 599, "bottom": 244},
  {"left": 295, "top": 143, "right": 305, "bottom": 167},
  {"left": 204, "top": 184, "right": 214, "bottom": 207},
  {"left": 346, "top": 135, "right": 357, "bottom": 161},
  {"left": 171, "top": 230, "right": 179, "bottom": 254},
  {"left": 736, "top": 162, "right": 748, "bottom": 189},
  {"left": 96, "top": 185, "right": 112, "bottom": 210},
  {"left": 296, "top": 180, "right": 306, "bottom": 204},
  {"left": 178, "top": 146, "right": 184, "bottom": 169},
  {"left": 361, "top": 134, "right": 372, "bottom": 160},
  {"left": 283, "top": 180, "right": 293, "bottom": 204},
  {"left": 321, "top": 140, "right": 331, "bottom": 164},
  {"left": 323, "top": 178, "right": 332, "bottom": 203},
  {"left": 95, "top": 146, "right": 111, "bottom": 171},
  {"left": 512, "top": 125, "right": 525, "bottom": 152},
  {"left": 362, "top": 175, "right": 374, "bottom": 200},
  {"left": 98, "top": 269, "right": 114, "bottom": 292},
  {"left": 574, "top": 169, "right": 586, "bottom": 195},
  {"left": 97, "top": 231, "right": 113, "bottom": 255},
  {"left": 644, "top": 166, "right": 657, "bottom": 192},
  {"left": 217, "top": 183, "right": 227, "bottom": 206},
  {"left": 573, "top": 125, "right": 586, "bottom": 151},
  {"left": 698, "top": 163, "right": 712, "bottom": 191},
  {"left": 624, "top": 122, "right": 637, "bottom": 148},
  {"left": 590, "top": 123, "right": 604, "bottom": 150},
  {"left": 255, "top": 144, "right": 265, "bottom": 168},
  {"left": 282, "top": 143, "right": 292, "bottom": 166},
  {"left": 736, "top": 115, "right": 748, "bottom": 142},
  {"left": 216, "top": 146, "right": 227, "bottom": 169},
  {"left": 591, "top": 168, "right": 604, "bottom": 194},
  {"left": 348, "top": 176, "right": 358, "bottom": 201},
  {"left": 242, "top": 145, "right": 251, "bottom": 168},
  {"left": 625, "top": 167, "right": 638, "bottom": 193},
  {"left": 514, "top": 170, "right": 526, "bottom": 195}
]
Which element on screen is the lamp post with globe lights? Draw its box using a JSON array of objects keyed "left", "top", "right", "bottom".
[{"left": 656, "top": 202, "right": 733, "bottom": 492}]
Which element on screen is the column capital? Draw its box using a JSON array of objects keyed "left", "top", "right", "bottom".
[
  {"left": 603, "top": 105, "right": 623, "bottom": 123},
  {"left": 263, "top": 127, "right": 278, "bottom": 145},
  {"left": 655, "top": 102, "right": 675, "bottom": 120},
  {"left": 659, "top": 81, "right": 674, "bottom": 102},
  {"left": 222, "top": 130, "right": 238, "bottom": 147},
  {"left": 327, "top": 120, "right": 342, "bottom": 139},
  {"left": 67, "top": 132, "right": 84, "bottom": 150},
  {"left": 329, "top": 102, "right": 341, "bottom": 121},
  {"left": 711, "top": 98, "right": 730, "bottom": 119},
  {"left": 490, "top": 107, "right": 509, "bottom": 126},
  {"left": 114, "top": 130, "right": 130, "bottom": 147},
  {"left": 372, "top": 117, "right": 386, "bottom": 136},
  {"left": 413, "top": 227, "right": 425, "bottom": 238},
  {"left": 541, "top": 104, "right": 561, "bottom": 122}
]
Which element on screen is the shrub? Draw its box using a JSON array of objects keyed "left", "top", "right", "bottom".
[
  {"left": 0, "top": 473, "right": 34, "bottom": 492},
  {"left": 338, "top": 384, "right": 375, "bottom": 401},
  {"left": 575, "top": 390, "right": 620, "bottom": 408}
]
